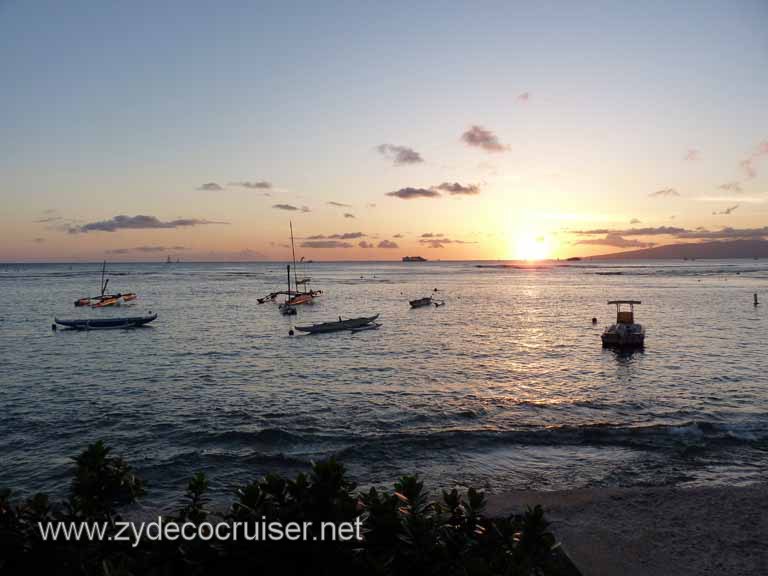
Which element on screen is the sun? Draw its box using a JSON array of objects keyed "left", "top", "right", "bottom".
[{"left": 513, "top": 232, "right": 552, "bottom": 261}]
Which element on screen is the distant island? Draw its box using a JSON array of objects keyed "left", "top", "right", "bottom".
[
  {"left": 402, "top": 256, "right": 427, "bottom": 262},
  {"left": 592, "top": 239, "right": 768, "bottom": 260}
]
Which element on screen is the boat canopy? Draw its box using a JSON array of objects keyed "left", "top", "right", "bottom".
[{"left": 607, "top": 300, "right": 641, "bottom": 305}]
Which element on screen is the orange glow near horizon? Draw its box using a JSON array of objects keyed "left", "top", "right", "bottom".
[{"left": 511, "top": 230, "right": 554, "bottom": 261}]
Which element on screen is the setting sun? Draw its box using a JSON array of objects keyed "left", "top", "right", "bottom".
[{"left": 513, "top": 232, "right": 553, "bottom": 261}]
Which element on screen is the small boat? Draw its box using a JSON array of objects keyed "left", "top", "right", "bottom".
[
  {"left": 402, "top": 256, "right": 427, "bottom": 262},
  {"left": 54, "top": 313, "right": 157, "bottom": 330},
  {"left": 409, "top": 296, "right": 445, "bottom": 308},
  {"left": 74, "top": 261, "right": 137, "bottom": 307},
  {"left": 296, "top": 314, "right": 379, "bottom": 334},
  {"left": 260, "top": 224, "right": 323, "bottom": 307},
  {"left": 601, "top": 300, "right": 645, "bottom": 348}
]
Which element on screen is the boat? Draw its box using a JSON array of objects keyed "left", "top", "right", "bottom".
[
  {"left": 295, "top": 314, "right": 379, "bottom": 334},
  {"left": 278, "top": 264, "right": 298, "bottom": 315},
  {"left": 601, "top": 300, "right": 645, "bottom": 348},
  {"left": 259, "top": 223, "right": 322, "bottom": 307},
  {"left": 54, "top": 313, "right": 157, "bottom": 330},
  {"left": 74, "top": 261, "right": 137, "bottom": 307},
  {"left": 402, "top": 256, "right": 427, "bottom": 262},
  {"left": 409, "top": 296, "right": 445, "bottom": 308}
]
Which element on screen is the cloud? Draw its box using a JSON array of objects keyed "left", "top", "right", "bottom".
[
  {"left": 574, "top": 234, "right": 655, "bottom": 248},
  {"left": 197, "top": 182, "right": 223, "bottom": 191},
  {"left": 461, "top": 125, "right": 508, "bottom": 152},
  {"left": 572, "top": 225, "right": 768, "bottom": 241},
  {"left": 359, "top": 241, "right": 373, "bottom": 248},
  {"left": 377, "top": 239, "right": 399, "bottom": 249},
  {"left": 683, "top": 149, "right": 700, "bottom": 161},
  {"left": 418, "top": 237, "right": 473, "bottom": 248},
  {"left": 307, "top": 232, "right": 366, "bottom": 240},
  {"left": 71, "top": 215, "right": 225, "bottom": 233},
  {"left": 386, "top": 187, "right": 441, "bottom": 199},
  {"left": 300, "top": 240, "right": 353, "bottom": 249},
  {"left": 718, "top": 181, "right": 742, "bottom": 193},
  {"left": 273, "top": 204, "right": 311, "bottom": 212},
  {"left": 229, "top": 180, "right": 272, "bottom": 190},
  {"left": 740, "top": 159, "right": 756, "bottom": 179},
  {"left": 421, "top": 232, "right": 444, "bottom": 238},
  {"left": 517, "top": 92, "right": 530, "bottom": 103},
  {"left": 630, "top": 218, "right": 641, "bottom": 224},
  {"left": 327, "top": 201, "right": 352, "bottom": 207},
  {"left": 572, "top": 226, "right": 686, "bottom": 236},
  {"left": 344, "top": 213, "right": 355, "bottom": 219},
  {"left": 375, "top": 144, "right": 424, "bottom": 165},
  {"left": 712, "top": 204, "right": 740, "bottom": 216},
  {"left": 34, "top": 215, "right": 63, "bottom": 224},
  {"left": 105, "top": 245, "right": 187, "bottom": 254},
  {"left": 648, "top": 188, "right": 680, "bottom": 197},
  {"left": 434, "top": 182, "right": 480, "bottom": 195},
  {"left": 367, "top": 203, "right": 377, "bottom": 208},
  {"left": 393, "top": 233, "right": 403, "bottom": 238},
  {"left": 32, "top": 237, "right": 45, "bottom": 243}
]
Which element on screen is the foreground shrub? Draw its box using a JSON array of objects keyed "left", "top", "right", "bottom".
[{"left": 0, "top": 442, "right": 579, "bottom": 575}]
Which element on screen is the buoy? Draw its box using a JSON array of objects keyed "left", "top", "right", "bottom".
[
  {"left": 289, "top": 329, "right": 294, "bottom": 336},
  {"left": 591, "top": 317, "right": 597, "bottom": 324},
  {"left": 755, "top": 294, "right": 760, "bottom": 306},
  {"left": 51, "top": 323, "right": 57, "bottom": 331}
]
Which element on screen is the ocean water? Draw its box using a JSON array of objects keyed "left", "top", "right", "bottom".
[{"left": 1, "top": 260, "right": 767, "bottom": 509}]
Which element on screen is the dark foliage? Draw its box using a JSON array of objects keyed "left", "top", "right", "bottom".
[{"left": 0, "top": 442, "right": 579, "bottom": 576}]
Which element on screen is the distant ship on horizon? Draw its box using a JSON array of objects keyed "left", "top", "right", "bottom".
[{"left": 402, "top": 256, "right": 427, "bottom": 262}]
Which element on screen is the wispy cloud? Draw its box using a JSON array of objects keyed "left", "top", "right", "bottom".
[
  {"left": 229, "top": 180, "right": 272, "bottom": 190},
  {"left": 421, "top": 232, "right": 444, "bottom": 238},
  {"left": 106, "top": 245, "right": 187, "bottom": 254},
  {"left": 307, "top": 232, "right": 366, "bottom": 240},
  {"left": 517, "top": 92, "right": 530, "bottom": 103},
  {"left": 386, "top": 187, "right": 441, "bottom": 199},
  {"left": 393, "top": 233, "right": 403, "bottom": 238},
  {"left": 300, "top": 240, "right": 353, "bottom": 249},
  {"left": 712, "top": 204, "right": 739, "bottom": 215},
  {"left": 461, "top": 125, "right": 508, "bottom": 152},
  {"left": 273, "top": 204, "right": 311, "bottom": 212},
  {"left": 359, "top": 241, "right": 373, "bottom": 249},
  {"left": 32, "top": 237, "right": 45, "bottom": 243},
  {"left": 572, "top": 225, "right": 768, "bottom": 241},
  {"left": 648, "top": 188, "right": 680, "bottom": 198},
  {"left": 327, "top": 201, "right": 352, "bottom": 208},
  {"left": 434, "top": 182, "right": 480, "bottom": 195},
  {"left": 574, "top": 234, "right": 655, "bottom": 248},
  {"left": 738, "top": 140, "right": 768, "bottom": 179},
  {"left": 418, "top": 237, "right": 473, "bottom": 248},
  {"left": 718, "top": 181, "right": 742, "bottom": 193},
  {"left": 197, "top": 182, "right": 223, "bottom": 191},
  {"left": 683, "top": 149, "right": 700, "bottom": 161},
  {"left": 377, "top": 239, "right": 399, "bottom": 249},
  {"left": 629, "top": 218, "right": 641, "bottom": 224},
  {"left": 343, "top": 213, "right": 355, "bottom": 219},
  {"left": 71, "top": 215, "right": 225, "bottom": 233},
  {"left": 375, "top": 144, "right": 424, "bottom": 165}
]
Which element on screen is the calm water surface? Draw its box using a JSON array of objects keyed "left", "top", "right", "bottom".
[{"left": 1, "top": 260, "right": 767, "bottom": 508}]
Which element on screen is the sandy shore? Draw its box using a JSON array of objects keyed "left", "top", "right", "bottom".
[{"left": 487, "top": 483, "right": 768, "bottom": 576}]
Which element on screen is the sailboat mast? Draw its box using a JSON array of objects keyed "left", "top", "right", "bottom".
[
  {"left": 100, "top": 261, "right": 106, "bottom": 296},
  {"left": 290, "top": 221, "right": 298, "bottom": 292}
]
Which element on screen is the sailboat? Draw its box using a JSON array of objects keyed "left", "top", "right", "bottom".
[
  {"left": 74, "top": 261, "right": 137, "bottom": 308},
  {"left": 258, "top": 221, "right": 322, "bottom": 306},
  {"left": 278, "top": 264, "right": 298, "bottom": 315}
]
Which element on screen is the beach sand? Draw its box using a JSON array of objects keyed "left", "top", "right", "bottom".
[{"left": 487, "top": 483, "right": 768, "bottom": 576}]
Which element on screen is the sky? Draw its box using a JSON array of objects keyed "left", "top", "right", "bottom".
[{"left": 1, "top": 0, "right": 767, "bottom": 262}]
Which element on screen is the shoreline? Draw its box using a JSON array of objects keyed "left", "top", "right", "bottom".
[{"left": 487, "top": 482, "right": 768, "bottom": 576}]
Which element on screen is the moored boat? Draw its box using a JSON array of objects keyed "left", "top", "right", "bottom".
[
  {"left": 409, "top": 296, "right": 445, "bottom": 308},
  {"left": 54, "top": 313, "right": 157, "bottom": 330},
  {"left": 74, "top": 262, "right": 137, "bottom": 307},
  {"left": 295, "top": 314, "right": 379, "bottom": 334},
  {"left": 601, "top": 300, "right": 645, "bottom": 348}
]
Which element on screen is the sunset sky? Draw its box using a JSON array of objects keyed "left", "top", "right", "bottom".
[{"left": 1, "top": 0, "right": 766, "bottom": 262}]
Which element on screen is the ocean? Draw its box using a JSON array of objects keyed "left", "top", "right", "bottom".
[{"left": 1, "top": 260, "right": 766, "bottom": 509}]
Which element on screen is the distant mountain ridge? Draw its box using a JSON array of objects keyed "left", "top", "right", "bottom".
[{"left": 591, "top": 239, "right": 768, "bottom": 260}]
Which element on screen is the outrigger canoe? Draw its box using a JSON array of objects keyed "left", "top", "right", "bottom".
[
  {"left": 54, "top": 313, "right": 157, "bottom": 329},
  {"left": 295, "top": 314, "right": 379, "bottom": 334}
]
